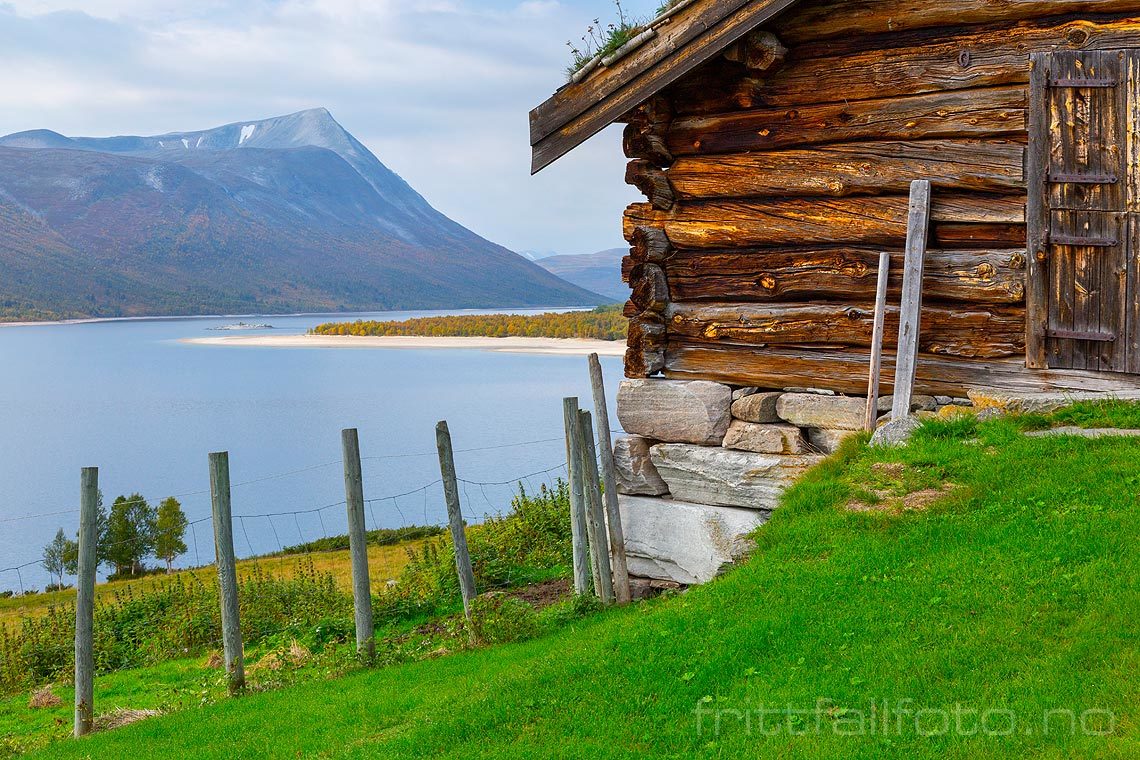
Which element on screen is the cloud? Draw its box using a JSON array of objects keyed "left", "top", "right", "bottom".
[{"left": 0, "top": 0, "right": 663, "bottom": 254}]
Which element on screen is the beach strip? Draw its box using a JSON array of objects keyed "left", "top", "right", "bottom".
[{"left": 181, "top": 334, "right": 626, "bottom": 356}]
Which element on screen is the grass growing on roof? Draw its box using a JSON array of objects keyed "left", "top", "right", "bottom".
[{"left": 30, "top": 403, "right": 1140, "bottom": 758}]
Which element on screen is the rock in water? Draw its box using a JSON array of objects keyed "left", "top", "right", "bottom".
[
  {"left": 730, "top": 391, "right": 783, "bottom": 423},
  {"left": 776, "top": 393, "right": 865, "bottom": 430},
  {"left": 618, "top": 495, "right": 767, "bottom": 584},
  {"left": 617, "top": 379, "right": 732, "bottom": 445},
  {"left": 722, "top": 421, "right": 806, "bottom": 455},
  {"left": 613, "top": 436, "right": 670, "bottom": 496},
  {"left": 650, "top": 444, "right": 823, "bottom": 510}
]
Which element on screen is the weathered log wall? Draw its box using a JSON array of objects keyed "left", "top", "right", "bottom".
[{"left": 615, "top": 3, "right": 1140, "bottom": 394}]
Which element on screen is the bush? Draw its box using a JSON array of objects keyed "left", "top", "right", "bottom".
[
  {"left": 467, "top": 595, "right": 539, "bottom": 645},
  {"left": 277, "top": 525, "right": 444, "bottom": 556},
  {"left": 381, "top": 481, "right": 573, "bottom": 621},
  {"left": 0, "top": 559, "right": 352, "bottom": 693}
]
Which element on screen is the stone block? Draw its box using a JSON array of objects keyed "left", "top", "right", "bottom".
[
  {"left": 619, "top": 495, "right": 767, "bottom": 585},
  {"left": 730, "top": 391, "right": 783, "bottom": 423},
  {"left": 617, "top": 379, "right": 732, "bottom": 445},
  {"left": 776, "top": 393, "right": 865, "bottom": 430},
  {"left": 806, "top": 427, "right": 858, "bottom": 454},
  {"left": 650, "top": 444, "right": 823, "bottom": 510},
  {"left": 613, "top": 436, "right": 669, "bottom": 496},
  {"left": 723, "top": 421, "right": 806, "bottom": 455}
]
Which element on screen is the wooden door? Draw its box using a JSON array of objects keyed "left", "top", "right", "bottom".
[{"left": 1027, "top": 50, "right": 1138, "bottom": 373}]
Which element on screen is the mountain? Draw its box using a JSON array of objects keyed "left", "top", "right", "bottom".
[
  {"left": 0, "top": 109, "right": 602, "bottom": 320},
  {"left": 536, "top": 248, "right": 626, "bottom": 302}
]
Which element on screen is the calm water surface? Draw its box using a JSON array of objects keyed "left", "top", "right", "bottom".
[{"left": 0, "top": 309, "right": 623, "bottom": 589}]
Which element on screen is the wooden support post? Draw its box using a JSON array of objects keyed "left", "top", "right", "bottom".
[
  {"left": 1026, "top": 53, "right": 1050, "bottom": 369},
  {"left": 435, "top": 421, "right": 477, "bottom": 619},
  {"left": 578, "top": 410, "right": 615, "bottom": 604},
  {"left": 865, "top": 252, "right": 892, "bottom": 432},
  {"left": 587, "top": 354, "right": 631, "bottom": 604},
  {"left": 341, "top": 428, "right": 374, "bottom": 661},
  {"left": 209, "top": 451, "right": 245, "bottom": 694},
  {"left": 562, "top": 398, "right": 591, "bottom": 595},
  {"left": 892, "top": 180, "right": 931, "bottom": 421},
  {"left": 74, "top": 467, "right": 98, "bottom": 738}
]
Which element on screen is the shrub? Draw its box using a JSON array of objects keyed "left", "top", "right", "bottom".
[
  {"left": 467, "top": 595, "right": 539, "bottom": 645},
  {"left": 381, "top": 481, "right": 573, "bottom": 621},
  {"left": 0, "top": 559, "right": 352, "bottom": 693}
]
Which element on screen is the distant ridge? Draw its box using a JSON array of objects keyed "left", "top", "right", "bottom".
[
  {"left": 0, "top": 109, "right": 603, "bottom": 320},
  {"left": 537, "top": 248, "right": 626, "bottom": 302}
]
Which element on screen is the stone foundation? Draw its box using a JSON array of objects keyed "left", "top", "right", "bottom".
[{"left": 614, "top": 378, "right": 972, "bottom": 585}]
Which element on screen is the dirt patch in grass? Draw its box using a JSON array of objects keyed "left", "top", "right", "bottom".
[
  {"left": 507, "top": 579, "right": 571, "bottom": 610},
  {"left": 94, "top": 708, "right": 160, "bottom": 732},
  {"left": 870, "top": 462, "right": 907, "bottom": 479},
  {"left": 27, "top": 686, "right": 61, "bottom": 709},
  {"left": 847, "top": 480, "right": 958, "bottom": 515}
]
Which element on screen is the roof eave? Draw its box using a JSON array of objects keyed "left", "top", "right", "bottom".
[{"left": 528, "top": 0, "right": 801, "bottom": 174}]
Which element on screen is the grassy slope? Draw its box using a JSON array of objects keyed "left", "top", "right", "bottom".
[
  {"left": 1, "top": 543, "right": 420, "bottom": 628},
  {"left": 27, "top": 413, "right": 1140, "bottom": 758}
]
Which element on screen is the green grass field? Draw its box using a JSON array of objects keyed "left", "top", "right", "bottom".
[
  {"left": 0, "top": 542, "right": 422, "bottom": 629},
  {"left": 13, "top": 406, "right": 1140, "bottom": 758}
]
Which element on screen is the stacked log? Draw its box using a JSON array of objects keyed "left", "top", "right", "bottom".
[{"left": 612, "top": 6, "right": 1140, "bottom": 393}]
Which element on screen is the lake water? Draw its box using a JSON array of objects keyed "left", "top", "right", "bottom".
[{"left": 0, "top": 310, "right": 624, "bottom": 590}]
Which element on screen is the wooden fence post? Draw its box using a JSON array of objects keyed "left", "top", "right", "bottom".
[
  {"left": 578, "top": 410, "right": 615, "bottom": 604},
  {"left": 209, "top": 451, "right": 245, "bottom": 694},
  {"left": 74, "top": 467, "right": 98, "bottom": 738},
  {"left": 892, "top": 179, "right": 931, "bottom": 421},
  {"left": 562, "top": 398, "right": 590, "bottom": 595},
  {"left": 865, "top": 252, "right": 892, "bottom": 432},
  {"left": 341, "top": 428, "right": 374, "bottom": 661},
  {"left": 435, "top": 421, "right": 477, "bottom": 619},
  {"left": 587, "top": 354, "right": 631, "bottom": 604}
]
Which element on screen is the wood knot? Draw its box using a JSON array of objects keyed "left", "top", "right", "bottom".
[
  {"left": 758, "top": 128, "right": 771, "bottom": 137},
  {"left": 703, "top": 326, "right": 719, "bottom": 339},
  {"left": 785, "top": 110, "right": 799, "bottom": 120},
  {"left": 958, "top": 50, "right": 971, "bottom": 68},
  {"left": 1067, "top": 28, "right": 1090, "bottom": 46},
  {"left": 976, "top": 263, "right": 996, "bottom": 279},
  {"left": 843, "top": 308, "right": 868, "bottom": 321},
  {"left": 757, "top": 274, "right": 777, "bottom": 290}
]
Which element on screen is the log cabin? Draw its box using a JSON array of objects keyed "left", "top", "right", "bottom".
[{"left": 529, "top": 0, "right": 1140, "bottom": 586}]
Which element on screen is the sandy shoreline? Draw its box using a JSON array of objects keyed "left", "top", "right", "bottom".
[{"left": 181, "top": 333, "right": 626, "bottom": 356}]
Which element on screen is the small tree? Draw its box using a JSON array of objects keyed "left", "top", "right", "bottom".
[
  {"left": 62, "top": 491, "right": 107, "bottom": 576},
  {"left": 42, "top": 529, "right": 69, "bottom": 588},
  {"left": 105, "top": 493, "right": 157, "bottom": 578},
  {"left": 154, "top": 497, "right": 188, "bottom": 573}
]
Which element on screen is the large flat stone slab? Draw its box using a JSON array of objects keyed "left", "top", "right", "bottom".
[
  {"left": 617, "top": 379, "right": 732, "bottom": 445},
  {"left": 1025, "top": 426, "right": 1140, "bottom": 439},
  {"left": 650, "top": 444, "right": 823, "bottom": 510},
  {"left": 723, "top": 421, "right": 806, "bottom": 455},
  {"left": 776, "top": 393, "right": 865, "bottom": 431},
  {"left": 613, "top": 436, "right": 669, "bottom": 496},
  {"left": 968, "top": 389, "right": 1140, "bottom": 414},
  {"left": 619, "top": 495, "right": 767, "bottom": 585}
]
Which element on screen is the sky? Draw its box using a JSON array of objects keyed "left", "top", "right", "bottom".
[{"left": 0, "top": 0, "right": 667, "bottom": 256}]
